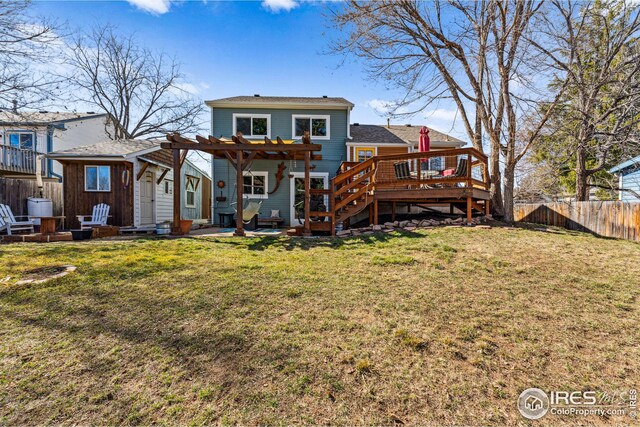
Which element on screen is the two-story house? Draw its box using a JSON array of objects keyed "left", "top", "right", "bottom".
[
  {"left": 208, "top": 95, "right": 354, "bottom": 227},
  {"left": 206, "top": 95, "right": 473, "bottom": 229}
]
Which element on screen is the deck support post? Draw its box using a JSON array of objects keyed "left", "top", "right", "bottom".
[
  {"left": 391, "top": 201, "right": 396, "bottom": 222},
  {"left": 450, "top": 204, "right": 455, "bottom": 214},
  {"left": 373, "top": 200, "right": 379, "bottom": 225},
  {"left": 171, "top": 149, "right": 182, "bottom": 234},
  {"left": 234, "top": 151, "right": 245, "bottom": 237},
  {"left": 485, "top": 200, "right": 490, "bottom": 216},
  {"left": 303, "top": 135, "right": 311, "bottom": 237},
  {"left": 466, "top": 197, "right": 472, "bottom": 225}
]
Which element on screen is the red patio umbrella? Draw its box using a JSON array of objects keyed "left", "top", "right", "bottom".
[{"left": 419, "top": 126, "right": 430, "bottom": 163}]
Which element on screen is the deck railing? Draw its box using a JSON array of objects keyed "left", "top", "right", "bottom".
[
  {"left": 371, "top": 148, "right": 490, "bottom": 191},
  {"left": 329, "top": 147, "right": 490, "bottom": 227},
  {"left": 0, "top": 145, "right": 46, "bottom": 175}
]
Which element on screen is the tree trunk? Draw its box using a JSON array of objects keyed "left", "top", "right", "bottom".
[
  {"left": 502, "top": 163, "right": 515, "bottom": 223},
  {"left": 575, "top": 145, "right": 589, "bottom": 201},
  {"left": 489, "top": 137, "right": 504, "bottom": 218}
]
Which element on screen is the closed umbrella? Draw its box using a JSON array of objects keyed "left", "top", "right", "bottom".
[{"left": 419, "top": 126, "right": 430, "bottom": 164}]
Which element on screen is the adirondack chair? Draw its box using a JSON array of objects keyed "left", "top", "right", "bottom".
[
  {"left": 0, "top": 204, "right": 35, "bottom": 235},
  {"left": 77, "top": 203, "right": 110, "bottom": 230}
]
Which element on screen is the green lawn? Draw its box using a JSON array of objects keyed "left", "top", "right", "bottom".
[{"left": 0, "top": 227, "right": 638, "bottom": 425}]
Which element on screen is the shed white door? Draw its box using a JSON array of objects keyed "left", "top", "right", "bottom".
[{"left": 140, "top": 171, "right": 155, "bottom": 225}]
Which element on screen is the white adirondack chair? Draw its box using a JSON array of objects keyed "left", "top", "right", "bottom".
[
  {"left": 0, "top": 204, "right": 35, "bottom": 235},
  {"left": 77, "top": 203, "right": 110, "bottom": 230}
]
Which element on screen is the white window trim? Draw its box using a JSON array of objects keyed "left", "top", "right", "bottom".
[
  {"left": 242, "top": 171, "right": 269, "bottom": 199},
  {"left": 289, "top": 172, "right": 329, "bottom": 226},
  {"left": 84, "top": 165, "right": 111, "bottom": 192},
  {"left": 185, "top": 176, "right": 199, "bottom": 208},
  {"left": 6, "top": 130, "right": 36, "bottom": 150},
  {"left": 232, "top": 113, "right": 271, "bottom": 139},
  {"left": 291, "top": 114, "right": 331, "bottom": 140}
]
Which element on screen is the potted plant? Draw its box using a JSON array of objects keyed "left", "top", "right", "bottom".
[{"left": 179, "top": 219, "right": 193, "bottom": 234}]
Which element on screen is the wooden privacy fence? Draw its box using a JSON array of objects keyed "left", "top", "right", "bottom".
[
  {"left": 0, "top": 177, "right": 63, "bottom": 217},
  {"left": 514, "top": 201, "right": 640, "bottom": 242}
]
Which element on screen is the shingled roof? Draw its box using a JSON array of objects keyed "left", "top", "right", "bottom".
[
  {"left": 0, "top": 110, "right": 107, "bottom": 125},
  {"left": 47, "top": 139, "right": 161, "bottom": 159},
  {"left": 206, "top": 95, "right": 354, "bottom": 109},
  {"left": 350, "top": 125, "right": 465, "bottom": 148}
]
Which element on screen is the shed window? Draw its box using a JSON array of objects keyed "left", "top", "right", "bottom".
[
  {"left": 85, "top": 165, "right": 111, "bottom": 192},
  {"left": 292, "top": 115, "right": 330, "bottom": 140},
  {"left": 164, "top": 180, "right": 173, "bottom": 195},
  {"left": 242, "top": 171, "right": 268, "bottom": 199},
  {"left": 233, "top": 114, "right": 270, "bottom": 138},
  {"left": 185, "top": 175, "right": 199, "bottom": 207}
]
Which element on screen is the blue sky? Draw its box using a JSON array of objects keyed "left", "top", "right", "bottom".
[{"left": 33, "top": 0, "right": 466, "bottom": 139}]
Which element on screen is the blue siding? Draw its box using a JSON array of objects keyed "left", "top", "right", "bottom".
[
  {"left": 621, "top": 169, "right": 640, "bottom": 201},
  {"left": 211, "top": 107, "right": 349, "bottom": 225}
]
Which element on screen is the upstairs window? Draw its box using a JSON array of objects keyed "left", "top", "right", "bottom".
[
  {"left": 85, "top": 165, "right": 111, "bottom": 192},
  {"left": 7, "top": 132, "right": 35, "bottom": 150},
  {"left": 292, "top": 115, "right": 330, "bottom": 140},
  {"left": 233, "top": 114, "right": 270, "bottom": 138}
]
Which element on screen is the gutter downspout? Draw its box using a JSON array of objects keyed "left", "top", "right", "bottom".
[{"left": 46, "top": 126, "right": 63, "bottom": 180}]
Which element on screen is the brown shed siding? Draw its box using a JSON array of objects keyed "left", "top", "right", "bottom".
[
  {"left": 62, "top": 161, "right": 134, "bottom": 228},
  {"left": 378, "top": 146, "right": 410, "bottom": 156},
  {"left": 201, "top": 176, "right": 211, "bottom": 219}
]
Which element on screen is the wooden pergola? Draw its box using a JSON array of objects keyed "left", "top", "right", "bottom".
[{"left": 161, "top": 132, "right": 322, "bottom": 237}]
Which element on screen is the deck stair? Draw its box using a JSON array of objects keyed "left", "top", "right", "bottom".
[{"left": 326, "top": 148, "right": 491, "bottom": 236}]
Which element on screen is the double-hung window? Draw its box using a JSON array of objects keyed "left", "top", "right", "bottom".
[
  {"left": 233, "top": 114, "right": 270, "bottom": 139},
  {"left": 242, "top": 171, "right": 268, "bottom": 199},
  {"left": 85, "top": 165, "right": 111, "bottom": 192},
  {"left": 7, "top": 132, "right": 35, "bottom": 150},
  {"left": 185, "top": 175, "right": 199, "bottom": 207},
  {"left": 292, "top": 115, "right": 330, "bottom": 140}
]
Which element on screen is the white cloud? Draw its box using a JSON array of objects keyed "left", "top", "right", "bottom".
[
  {"left": 366, "top": 99, "right": 396, "bottom": 116},
  {"left": 422, "top": 108, "right": 458, "bottom": 122},
  {"left": 262, "top": 0, "right": 299, "bottom": 13},
  {"left": 127, "top": 0, "right": 173, "bottom": 15}
]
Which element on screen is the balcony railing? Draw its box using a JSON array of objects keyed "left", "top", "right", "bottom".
[{"left": 0, "top": 145, "right": 47, "bottom": 175}]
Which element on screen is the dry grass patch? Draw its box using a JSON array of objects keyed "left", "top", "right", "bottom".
[{"left": 0, "top": 227, "right": 639, "bottom": 425}]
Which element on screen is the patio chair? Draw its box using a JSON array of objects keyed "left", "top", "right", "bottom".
[
  {"left": 77, "top": 203, "right": 110, "bottom": 230},
  {"left": 0, "top": 204, "right": 35, "bottom": 235},
  {"left": 394, "top": 161, "right": 412, "bottom": 180}
]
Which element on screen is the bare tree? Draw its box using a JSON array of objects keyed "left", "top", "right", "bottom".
[
  {"left": 0, "top": 0, "right": 61, "bottom": 109},
  {"left": 530, "top": 0, "right": 640, "bottom": 201},
  {"left": 66, "top": 25, "right": 205, "bottom": 139},
  {"left": 331, "top": 0, "right": 565, "bottom": 222}
]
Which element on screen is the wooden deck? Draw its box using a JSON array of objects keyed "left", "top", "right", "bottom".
[{"left": 324, "top": 148, "right": 491, "bottom": 235}]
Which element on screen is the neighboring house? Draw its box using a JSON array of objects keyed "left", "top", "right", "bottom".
[
  {"left": 47, "top": 140, "right": 211, "bottom": 229},
  {"left": 207, "top": 95, "right": 467, "bottom": 226},
  {"left": 610, "top": 156, "right": 640, "bottom": 201},
  {"left": 0, "top": 110, "right": 114, "bottom": 179},
  {"left": 348, "top": 124, "right": 464, "bottom": 166}
]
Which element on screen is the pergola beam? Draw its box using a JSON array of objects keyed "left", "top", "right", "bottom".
[{"left": 165, "top": 131, "right": 322, "bottom": 237}]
